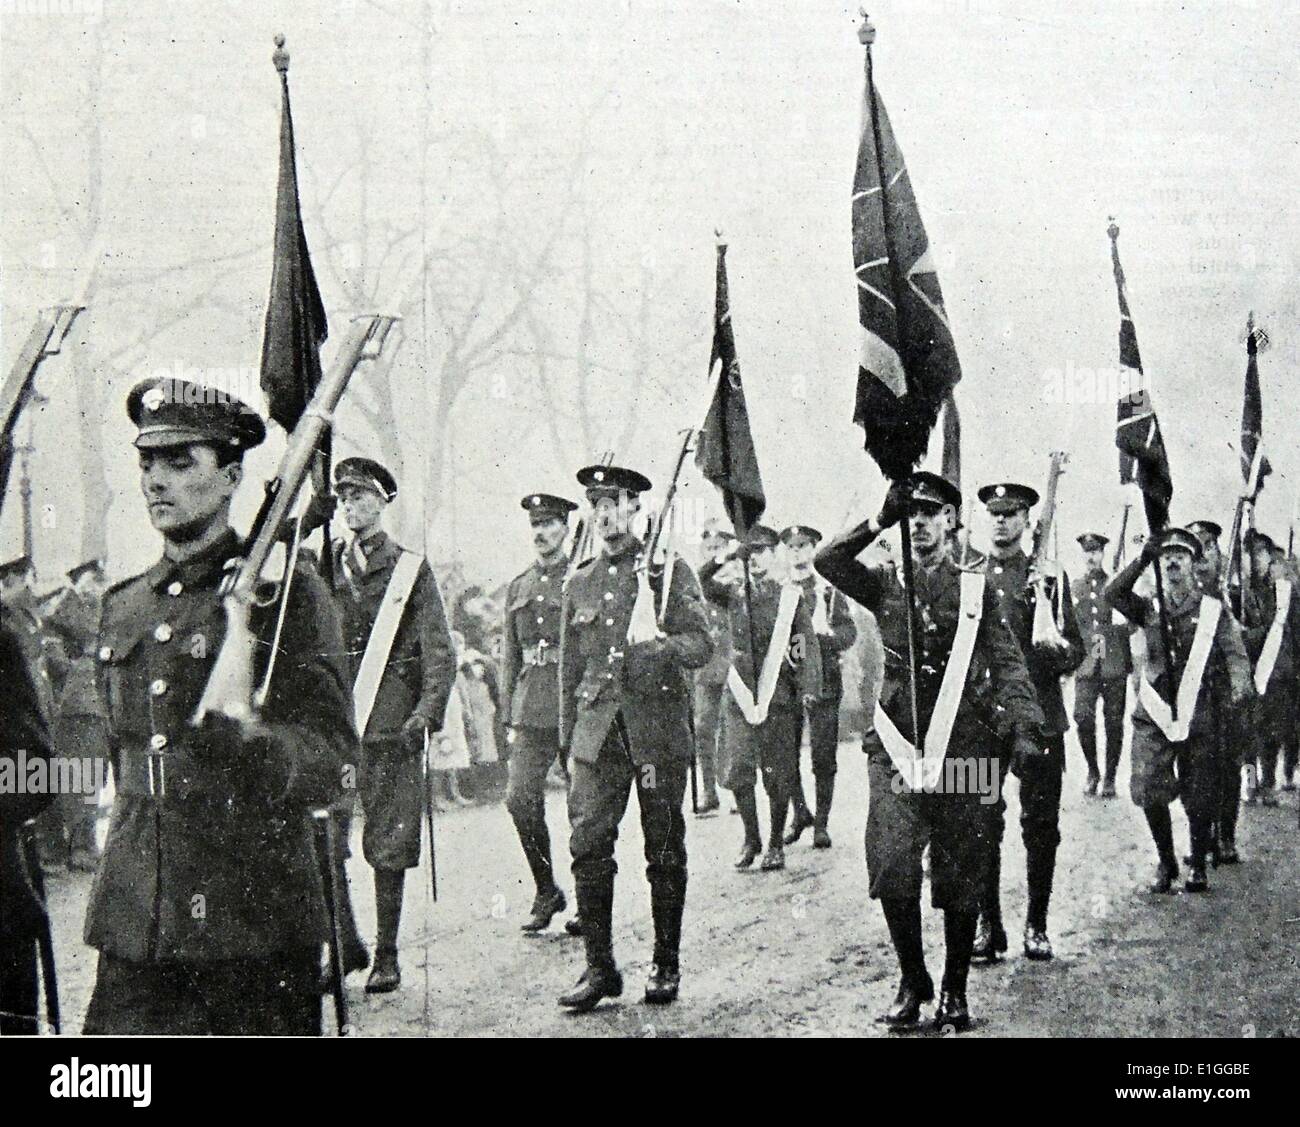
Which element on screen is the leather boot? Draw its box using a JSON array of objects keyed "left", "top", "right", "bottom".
[
  {"left": 936, "top": 909, "right": 976, "bottom": 1031},
  {"left": 733, "top": 787, "right": 763, "bottom": 868},
  {"left": 646, "top": 872, "right": 686, "bottom": 1004},
  {"left": 521, "top": 886, "right": 567, "bottom": 932},
  {"left": 762, "top": 784, "right": 788, "bottom": 868},
  {"left": 314, "top": 815, "right": 369, "bottom": 975},
  {"left": 971, "top": 844, "right": 1006, "bottom": 963},
  {"left": 559, "top": 878, "right": 621, "bottom": 1013},
  {"left": 366, "top": 868, "right": 405, "bottom": 993},
  {"left": 783, "top": 778, "right": 814, "bottom": 845},
  {"left": 1144, "top": 806, "right": 1179, "bottom": 893},
  {"left": 1024, "top": 843, "right": 1056, "bottom": 961},
  {"left": 812, "top": 773, "right": 834, "bottom": 848},
  {"left": 877, "top": 897, "right": 932, "bottom": 1028},
  {"left": 1078, "top": 726, "right": 1100, "bottom": 795}
]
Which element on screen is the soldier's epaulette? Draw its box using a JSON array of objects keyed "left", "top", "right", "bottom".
[
  {"left": 103, "top": 571, "right": 147, "bottom": 602},
  {"left": 955, "top": 556, "right": 987, "bottom": 574}
]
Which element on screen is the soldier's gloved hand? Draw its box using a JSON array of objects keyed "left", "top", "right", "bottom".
[
  {"left": 301, "top": 491, "right": 338, "bottom": 537},
  {"left": 1011, "top": 732, "right": 1049, "bottom": 774},
  {"left": 876, "top": 480, "right": 910, "bottom": 530},
  {"left": 192, "top": 713, "right": 251, "bottom": 761},
  {"left": 401, "top": 713, "right": 431, "bottom": 750},
  {"left": 1139, "top": 534, "right": 1162, "bottom": 566}
]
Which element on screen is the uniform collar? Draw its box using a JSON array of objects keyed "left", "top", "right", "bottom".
[
  {"left": 148, "top": 527, "right": 243, "bottom": 590},
  {"left": 601, "top": 536, "right": 642, "bottom": 563},
  {"left": 534, "top": 554, "right": 567, "bottom": 578}
]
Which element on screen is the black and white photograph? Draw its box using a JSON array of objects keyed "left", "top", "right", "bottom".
[{"left": 0, "top": 0, "right": 1295, "bottom": 1096}]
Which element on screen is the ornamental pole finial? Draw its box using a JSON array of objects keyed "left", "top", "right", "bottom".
[
  {"left": 273, "top": 34, "right": 289, "bottom": 74},
  {"left": 858, "top": 10, "right": 876, "bottom": 47}
]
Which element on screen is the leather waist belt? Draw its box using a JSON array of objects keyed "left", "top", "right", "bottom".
[{"left": 523, "top": 642, "right": 558, "bottom": 666}]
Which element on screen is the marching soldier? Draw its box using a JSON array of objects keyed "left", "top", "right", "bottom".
[
  {"left": 43, "top": 558, "right": 112, "bottom": 869},
  {"left": 0, "top": 617, "right": 56, "bottom": 1034},
  {"left": 1106, "top": 529, "right": 1251, "bottom": 893},
  {"left": 1072, "top": 532, "right": 1132, "bottom": 798},
  {"left": 780, "top": 524, "right": 857, "bottom": 848},
  {"left": 815, "top": 473, "right": 1045, "bottom": 1031},
  {"left": 1186, "top": 518, "right": 1255, "bottom": 860},
  {"left": 692, "top": 519, "right": 735, "bottom": 816},
  {"left": 81, "top": 377, "right": 356, "bottom": 1035},
  {"left": 1, "top": 556, "right": 60, "bottom": 868},
  {"left": 701, "top": 524, "right": 820, "bottom": 872},
  {"left": 557, "top": 464, "right": 712, "bottom": 1013},
  {"left": 975, "top": 482, "right": 1084, "bottom": 964},
  {"left": 500, "top": 492, "right": 579, "bottom": 932},
  {"left": 324, "top": 457, "right": 456, "bottom": 994},
  {"left": 1243, "top": 530, "right": 1298, "bottom": 809}
]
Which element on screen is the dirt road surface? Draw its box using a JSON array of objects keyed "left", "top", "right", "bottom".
[{"left": 41, "top": 734, "right": 1300, "bottom": 1038}]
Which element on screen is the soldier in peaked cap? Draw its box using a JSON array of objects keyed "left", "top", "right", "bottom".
[
  {"left": 1242, "top": 529, "right": 1299, "bottom": 810},
  {"left": 42, "top": 556, "right": 111, "bottom": 870},
  {"left": 692, "top": 519, "right": 736, "bottom": 815},
  {"left": 702, "top": 523, "right": 821, "bottom": 871},
  {"left": 81, "top": 377, "right": 355, "bottom": 1035},
  {"left": 1072, "top": 532, "right": 1132, "bottom": 798},
  {"left": 1185, "top": 517, "right": 1260, "bottom": 859},
  {"left": 780, "top": 523, "right": 857, "bottom": 849},
  {"left": 319, "top": 455, "right": 455, "bottom": 995},
  {"left": 973, "top": 480, "right": 1083, "bottom": 965},
  {"left": 557, "top": 463, "right": 712, "bottom": 1013},
  {"left": 815, "top": 471, "right": 1044, "bottom": 1031},
  {"left": 1106, "top": 528, "right": 1251, "bottom": 893},
  {"left": 500, "top": 492, "right": 581, "bottom": 932}
]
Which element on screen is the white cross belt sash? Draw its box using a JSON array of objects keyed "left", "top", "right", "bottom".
[
  {"left": 1253, "top": 579, "right": 1292, "bottom": 696},
  {"left": 1136, "top": 595, "right": 1221, "bottom": 744},
  {"left": 873, "top": 571, "right": 985, "bottom": 792},
  {"left": 353, "top": 549, "right": 424, "bottom": 741},
  {"left": 727, "top": 585, "right": 802, "bottom": 725}
]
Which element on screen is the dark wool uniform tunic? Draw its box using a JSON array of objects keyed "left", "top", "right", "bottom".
[
  {"left": 1243, "top": 573, "right": 1300, "bottom": 789},
  {"left": 0, "top": 620, "right": 55, "bottom": 1034},
  {"left": 816, "top": 532, "right": 1044, "bottom": 911},
  {"left": 329, "top": 530, "right": 455, "bottom": 870},
  {"left": 559, "top": 538, "right": 711, "bottom": 953},
  {"left": 1072, "top": 566, "right": 1132, "bottom": 779},
  {"left": 499, "top": 555, "right": 567, "bottom": 894},
  {"left": 81, "top": 529, "right": 357, "bottom": 1035},
  {"left": 699, "top": 561, "right": 820, "bottom": 793},
  {"left": 1106, "top": 579, "right": 1250, "bottom": 814},
  {"left": 793, "top": 573, "right": 857, "bottom": 781}
]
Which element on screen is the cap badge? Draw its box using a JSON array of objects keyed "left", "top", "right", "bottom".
[
  {"left": 994, "top": 485, "right": 1006, "bottom": 497},
  {"left": 142, "top": 387, "right": 166, "bottom": 412}
]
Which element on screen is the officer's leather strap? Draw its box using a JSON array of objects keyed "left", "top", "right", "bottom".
[
  {"left": 353, "top": 549, "right": 424, "bottom": 741},
  {"left": 726, "top": 584, "right": 802, "bottom": 725},
  {"left": 873, "top": 571, "right": 985, "bottom": 792},
  {"left": 1137, "top": 595, "right": 1221, "bottom": 744},
  {"left": 1253, "top": 579, "right": 1292, "bottom": 695}
]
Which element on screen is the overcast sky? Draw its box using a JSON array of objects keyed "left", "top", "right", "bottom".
[{"left": 3, "top": 0, "right": 1298, "bottom": 587}]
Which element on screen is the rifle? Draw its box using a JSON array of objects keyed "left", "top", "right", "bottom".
[
  {"left": 193, "top": 314, "right": 397, "bottom": 726},
  {"left": 1030, "top": 450, "right": 1070, "bottom": 647},
  {"left": 626, "top": 428, "right": 695, "bottom": 644},
  {"left": 0, "top": 305, "right": 84, "bottom": 500},
  {"left": 567, "top": 449, "right": 614, "bottom": 578},
  {"left": 1112, "top": 502, "right": 1131, "bottom": 572}
]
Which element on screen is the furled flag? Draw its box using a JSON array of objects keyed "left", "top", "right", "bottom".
[
  {"left": 1109, "top": 221, "right": 1172, "bottom": 532},
  {"left": 939, "top": 391, "right": 961, "bottom": 491},
  {"left": 259, "top": 35, "right": 328, "bottom": 434},
  {"left": 696, "top": 240, "right": 766, "bottom": 538},
  {"left": 1240, "top": 313, "right": 1271, "bottom": 498},
  {"left": 852, "top": 19, "right": 962, "bottom": 483}
]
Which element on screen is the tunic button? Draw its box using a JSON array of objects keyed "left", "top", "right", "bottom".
[
  {"left": 98, "top": 645, "right": 113, "bottom": 661},
  {"left": 604, "top": 592, "right": 614, "bottom": 601},
  {"left": 540, "top": 575, "right": 549, "bottom": 584},
  {"left": 154, "top": 623, "right": 173, "bottom": 642},
  {"left": 168, "top": 581, "right": 184, "bottom": 597},
  {"left": 536, "top": 595, "right": 544, "bottom": 603},
  {"left": 605, "top": 618, "right": 614, "bottom": 626},
  {"left": 150, "top": 733, "right": 168, "bottom": 750},
  {"left": 994, "top": 565, "right": 1003, "bottom": 575},
  {"left": 536, "top": 616, "right": 544, "bottom": 625},
  {"left": 150, "top": 679, "right": 168, "bottom": 697},
  {"left": 608, "top": 565, "right": 618, "bottom": 576}
]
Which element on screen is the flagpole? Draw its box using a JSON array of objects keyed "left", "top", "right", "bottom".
[{"left": 861, "top": 13, "right": 921, "bottom": 747}]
